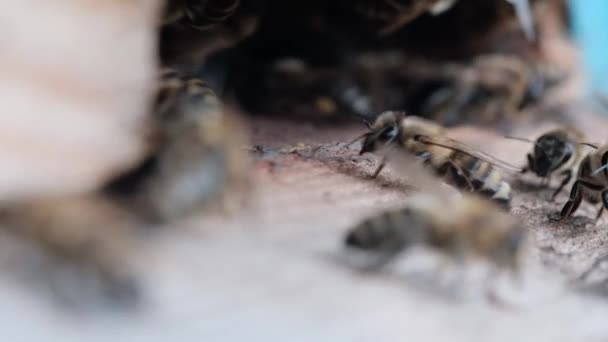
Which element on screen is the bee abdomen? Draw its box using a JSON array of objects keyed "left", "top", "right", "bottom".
[
  {"left": 475, "top": 167, "right": 512, "bottom": 208},
  {"left": 442, "top": 158, "right": 512, "bottom": 208},
  {"left": 488, "top": 181, "right": 512, "bottom": 208}
]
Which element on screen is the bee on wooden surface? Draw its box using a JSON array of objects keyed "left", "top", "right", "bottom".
[
  {"left": 104, "top": 68, "right": 248, "bottom": 222},
  {"left": 505, "top": 127, "right": 597, "bottom": 199},
  {"left": 345, "top": 194, "right": 525, "bottom": 275},
  {"left": 355, "top": 111, "right": 520, "bottom": 208},
  {"left": 551, "top": 144, "right": 608, "bottom": 222}
]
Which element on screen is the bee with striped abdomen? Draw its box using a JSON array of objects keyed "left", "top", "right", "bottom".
[
  {"left": 551, "top": 144, "right": 608, "bottom": 222},
  {"left": 355, "top": 111, "right": 519, "bottom": 208},
  {"left": 345, "top": 194, "right": 525, "bottom": 275},
  {"left": 506, "top": 127, "right": 596, "bottom": 200}
]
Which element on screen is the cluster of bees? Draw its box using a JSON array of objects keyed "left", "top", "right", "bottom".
[
  {"left": 0, "top": 0, "right": 576, "bottom": 307},
  {"left": 345, "top": 111, "right": 606, "bottom": 290}
]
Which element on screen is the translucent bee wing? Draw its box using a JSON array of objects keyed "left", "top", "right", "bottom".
[
  {"left": 592, "top": 163, "right": 608, "bottom": 176},
  {"left": 415, "top": 134, "right": 524, "bottom": 173}
]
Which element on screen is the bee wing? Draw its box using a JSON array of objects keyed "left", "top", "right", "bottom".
[
  {"left": 592, "top": 163, "right": 608, "bottom": 176},
  {"left": 414, "top": 134, "right": 524, "bottom": 173},
  {"left": 384, "top": 147, "right": 463, "bottom": 199}
]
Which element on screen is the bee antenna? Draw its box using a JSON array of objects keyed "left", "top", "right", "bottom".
[
  {"left": 362, "top": 120, "right": 372, "bottom": 130},
  {"left": 348, "top": 132, "right": 370, "bottom": 147},
  {"left": 504, "top": 136, "right": 535, "bottom": 144},
  {"left": 579, "top": 142, "right": 599, "bottom": 149}
]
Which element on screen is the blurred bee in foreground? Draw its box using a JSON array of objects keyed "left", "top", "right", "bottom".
[
  {"left": 0, "top": 69, "right": 248, "bottom": 307},
  {"left": 354, "top": 111, "right": 520, "bottom": 208},
  {"left": 551, "top": 145, "right": 608, "bottom": 222},
  {"left": 345, "top": 194, "right": 525, "bottom": 277},
  {"left": 105, "top": 68, "right": 248, "bottom": 222},
  {"left": 506, "top": 127, "right": 596, "bottom": 199},
  {"left": 0, "top": 197, "right": 140, "bottom": 308}
]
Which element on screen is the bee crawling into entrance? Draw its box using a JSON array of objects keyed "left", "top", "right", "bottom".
[
  {"left": 353, "top": 111, "right": 521, "bottom": 208},
  {"left": 505, "top": 127, "right": 597, "bottom": 200},
  {"left": 344, "top": 194, "right": 526, "bottom": 300}
]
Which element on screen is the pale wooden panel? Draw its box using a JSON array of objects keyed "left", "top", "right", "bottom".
[{"left": 0, "top": 0, "right": 161, "bottom": 200}]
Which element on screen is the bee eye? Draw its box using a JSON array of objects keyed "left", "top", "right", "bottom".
[{"left": 379, "top": 126, "right": 398, "bottom": 141}]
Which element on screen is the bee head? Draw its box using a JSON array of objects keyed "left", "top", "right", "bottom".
[
  {"left": 344, "top": 219, "right": 388, "bottom": 250},
  {"left": 531, "top": 136, "right": 572, "bottom": 177},
  {"left": 359, "top": 125, "right": 400, "bottom": 155}
]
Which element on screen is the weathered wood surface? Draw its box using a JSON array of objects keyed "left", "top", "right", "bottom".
[{"left": 2, "top": 113, "right": 608, "bottom": 342}]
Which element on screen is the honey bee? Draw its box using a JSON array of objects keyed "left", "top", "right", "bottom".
[
  {"left": 356, "top": 111, "right": 520, "bottom": 208},
  {"left": 0, "top": 68, "right": 248, "bottom": 306},
  {"left": 552, "top": 144, "right": 608, "bottom": 222},
  {"left": 0, "top": 196, "right": 140, "bottom": 307},
  {"left": 345, "top": 194, "right": 525, "bottom": 275},
  {"left": 105, "top": 68, "right": 248, "bottom": 222},
  {"left": 506, "top": 127, "right": 596, "bottom": 199}
]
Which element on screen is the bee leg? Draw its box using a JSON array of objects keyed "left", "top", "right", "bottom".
[
  {"left": 446, "top": 161, "right": 475, "bottom": 192},
  {"left": 371, "top": 158, "right": 386, "bottom": 178},
  {"left": 551, "top": 170, "right": 572, "bottom": 201},
  {"left": 523, "top": 153, "right": 535, "bottom": 174},
  {"left": 551, "top": 181, "right": 602, "bottom": 221},
  {"left": 597, "top": 190, "right": 608, "bottom": 222},
  {"left": 595, "top": 207, "right": 604, "bottom": 222}
]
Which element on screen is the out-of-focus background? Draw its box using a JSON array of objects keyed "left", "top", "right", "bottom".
[{"left": 4, "top": 1, "right": 608, "bottom": 341}]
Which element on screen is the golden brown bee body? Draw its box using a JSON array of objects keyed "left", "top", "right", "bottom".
[
  {"left": 518, "top": 127, "right": 588, "bottom": 200},
  {"left": 345, "top": 195, "right": 524, "bottom": 272},
  {"left": 0, "top": 69, "right": 248, "bottom": 306},
  {"left": 359, "top": 111, "right": 513, "bottom": 207},
  {"left": 554, "top": 145, "right": 608, "bottom": 221},
  {"left": 105, "top": 68, "right": 247, "bottom": 222}
]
